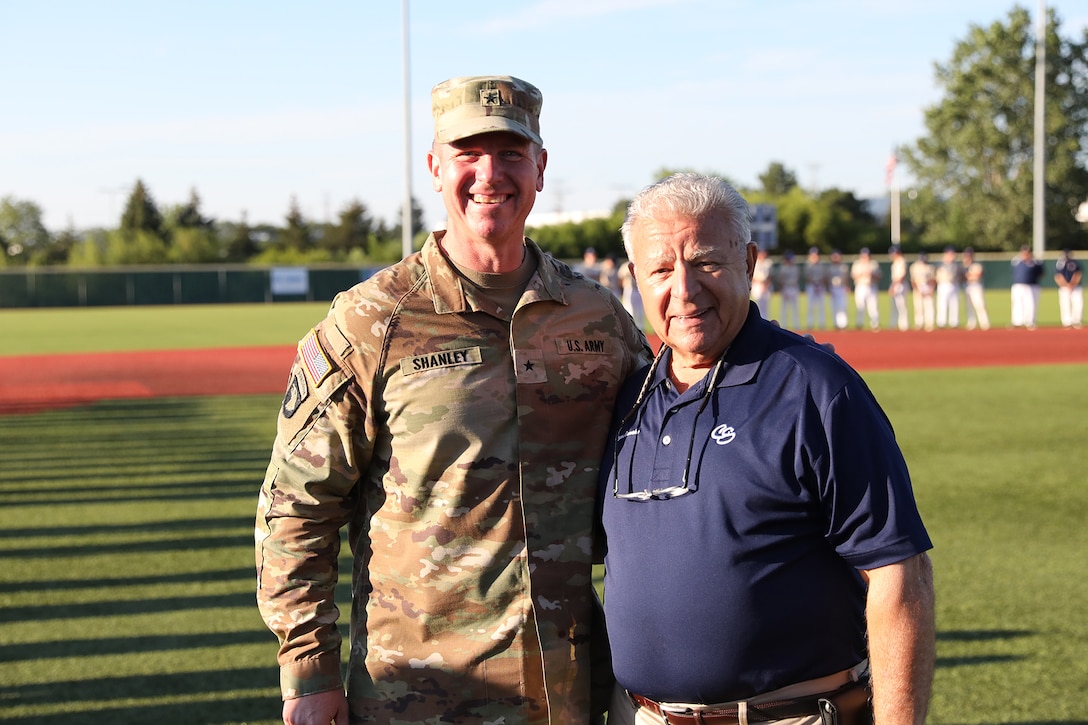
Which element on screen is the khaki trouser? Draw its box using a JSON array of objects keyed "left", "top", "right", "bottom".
[{"left": 608, "top": 661, "right": 868, "bottom": 725}]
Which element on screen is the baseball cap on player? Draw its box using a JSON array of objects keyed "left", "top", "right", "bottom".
[{"left": 431, "top": 75, "right": 543, "bottom": 146}]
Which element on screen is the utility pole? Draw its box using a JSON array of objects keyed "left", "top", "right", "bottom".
[
  {"left": 1032, "top": 0, "right": 1047, "bottom": 257},
  {"left": 401, "top": 0, "right": 414, "bottom": 259}
]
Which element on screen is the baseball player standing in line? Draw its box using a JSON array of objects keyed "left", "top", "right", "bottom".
[
  {"left": 1055, "top": 248, "right": 1083, "bottom": 329},
  {"left": 827, "top": 249, "right": 851, "bottom": 330},
  {"left": 803, "top": 247, "right": 829, "bottom": 330},
  {"left": 934, "top": 246, "right": 963, "bottom": 329},
  {"left": 962, "top": 247, "right": 990, "bottom": 330},
  {"left": 888, "top": 245, "right": 909, "bottom": 331},
  {"left": 850, "top": 248, "right": 881, "bottom": 330}
]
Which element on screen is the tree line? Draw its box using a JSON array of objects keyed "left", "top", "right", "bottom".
[{"left": 2, "top": 5, "right": 1086, "bottom": 269}]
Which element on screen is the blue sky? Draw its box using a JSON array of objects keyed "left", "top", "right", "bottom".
[{"left": 3, "top": 1, "right": 1084, "bottom": 233}]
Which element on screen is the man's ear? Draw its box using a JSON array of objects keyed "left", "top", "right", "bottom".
[
  {"left": 427, "top": 147, "right": 442, "bottom": 192},
  {"left": 745, "top": 243, "right": 758, "bottom": 283},
  {"left": 535, "top": 146, "right": 548, "bottom": 192}
]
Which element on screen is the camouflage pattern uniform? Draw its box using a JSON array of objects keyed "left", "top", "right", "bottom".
[{"left": 256, "top": 232, "right": 651, "bottom": 724}]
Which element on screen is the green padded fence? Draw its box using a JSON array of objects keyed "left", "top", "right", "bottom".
[{"left": 0, "top": 266, "right": 378, "bottom": 308}]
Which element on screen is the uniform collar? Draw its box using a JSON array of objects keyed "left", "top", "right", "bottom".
[
  {"left": 422, "top": 231, "right": 569, "bottom": 314},
  {"left": 648, "top": 302, "right": 770, "bottom": 397}
]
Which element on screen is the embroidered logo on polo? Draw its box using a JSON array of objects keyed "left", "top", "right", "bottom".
[
  {"left": 711, "top": 424, "right": 736, "bottom": 445},
  {"left": 400, "top": 346, "right": 483, "bottom": 375},
  {"left": 554, "top": 338, "right": 610, "bottom": 354}
]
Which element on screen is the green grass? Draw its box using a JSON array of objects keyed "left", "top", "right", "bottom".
[
  {"left": 866, "top": 367, "right": 1088, "bottom": 722},
  {"left": 1, "top": 302, "right": 1086, "bottom": 723},
  {"left": 0, "top": 303, "right": 330, "bottom": 355},
  {"left": 0, "top": 395, "right": 289, "bottom": 724},
  {"left": 0, "top": 287, "right": 1069, "bottom": 357},
  {"left": 1, "top": 370, "right": 1085, "bottom": 722}
]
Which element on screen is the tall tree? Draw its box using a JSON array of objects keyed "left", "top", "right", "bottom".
[
  {"left": 279, "top": 197, "right": 315, "bottom": 252},
  {"left": 173, "top": 188, "right": 213, "bottom": 229},
  {"left": 759, "top": 162, "right": 799, "bottom": 196},
  {"left": 392, "top": 196, "right": 427, "bottom": 240},
  {"left": 0, "top": 196, "right": 50, "bottom": 265},
  {"left": 322, "top": 199, "right": 374, "bottom": 257},
  {"left": 902, "top": 5, "right": 1088, "bottom": 250},
  {"left": 223, "top": 213, "right": 258, "bottom": 262},
  {"left": 120, "top": 179, "right": 166, "bottom": 238}
]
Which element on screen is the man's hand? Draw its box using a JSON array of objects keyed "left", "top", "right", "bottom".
[{"left": 283, "top": 689, "right": 349, "bottom": 725}]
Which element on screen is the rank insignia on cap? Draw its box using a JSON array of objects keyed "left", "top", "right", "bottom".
[
  {"left": 299, "top": 330, "right": 333, "bottom": 387},
  {"left": 480, "top": 88, "right": 504, "bottom": 107}
]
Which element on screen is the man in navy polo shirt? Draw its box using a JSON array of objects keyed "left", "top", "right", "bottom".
[{"left": 599, "top": 173, "right": 935, "bottom": 725}]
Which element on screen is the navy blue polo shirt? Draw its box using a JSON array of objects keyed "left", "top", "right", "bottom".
[
  {"left": 1012, "top": 257, "right": 1043, "bottom": 285},
  {"left": 598, "top": 304, "right": 932, "bottom": 703},
  {"left": 1056, "top": 256, "right": 1082, "bottom": 284}
]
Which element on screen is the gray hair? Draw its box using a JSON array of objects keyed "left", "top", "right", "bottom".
[{"left": 620, "top": 173, "right": 751, "bottom": 258}]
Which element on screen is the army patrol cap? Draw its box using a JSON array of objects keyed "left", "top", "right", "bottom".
[{"left": 431, "top": 75, "right": 543, "bottom": 146}]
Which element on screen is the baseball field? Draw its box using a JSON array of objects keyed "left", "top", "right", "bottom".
[{"left": 1, "top": 300, "right": 1086, "bottom": 724}]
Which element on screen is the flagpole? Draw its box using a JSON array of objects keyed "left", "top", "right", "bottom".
[
  {"left": 887, "top": 150, "right": 900, "bottom": 245},
  {"left": 890, "top": 178, "right": 901, "bottom": 245}
]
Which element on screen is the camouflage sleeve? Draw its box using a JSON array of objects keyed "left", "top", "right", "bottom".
[{"left": 255, "top": 319, "right": 366, "bottom": 699}]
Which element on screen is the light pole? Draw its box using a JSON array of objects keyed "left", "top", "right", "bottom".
[
  {"left": 401, "top": 0, "right": 413, "bottom": 259},
  {"left": 1032, "top": 0, "right": 1046, "bottom": 257}
]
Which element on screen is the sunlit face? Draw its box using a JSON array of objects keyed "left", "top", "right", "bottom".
[
  {"left": 427, "top": 132, "right": 546, "bottom": 249},
  {"left": 629, "top": 210, "right": 757, "bottom": 376}
]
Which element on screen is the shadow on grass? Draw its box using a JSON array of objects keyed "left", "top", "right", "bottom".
[
  {"left": 2, "top": 668, "right": 281, "bottom": 724},
  {"left": 937, "top": 629, "right": 1033, "bottom": 642},
  {"left": 0, "top": 484, "right": 261, "bottom": 508},
  {"left": 0, "top": 531, "right": 255, "bottom": 559},
  {"left": 0, "top": 592, "right": 258, "bottom": 624},
  {"left": 2, "top": 696, "right": 282, "bottom": 724},
  {"left": 5, "top": 567, "right": 252, "bottom": 592},
  {"left": 0, "top": 517, "right": 253, "bottom": 540},
  {"left": 0, "top": 582, "right": 353, "bottom": 625},
  {"left": 935, "top": 629, "right": 1033, "bottom": 669},
  {"left": 0, "top": 629, "right": 272, "bottom": 663}
]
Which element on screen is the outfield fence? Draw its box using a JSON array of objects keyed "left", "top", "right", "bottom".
[
  {"left": 0, "top": 265, "right": 379, "bottom": 308},
  {"left": 0, "top": 254, "right": 1062, "bottom": 308}
]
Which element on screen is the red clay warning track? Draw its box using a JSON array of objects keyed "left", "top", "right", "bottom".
[{"left": 1, "top": 327, "right": 1086, "bottom": 415}]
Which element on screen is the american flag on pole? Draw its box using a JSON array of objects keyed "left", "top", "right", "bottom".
[
  {"left": 885, "top": 151, "right": 898, "bottom": 188},
  {"left": 299, "top": 330, "right": 333, "bottom": 387}
]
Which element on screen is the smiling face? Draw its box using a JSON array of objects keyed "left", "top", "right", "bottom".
[
  {"left": 428, "top": 131, "right": 546, "bottom": 255},
  {"left": 629, "top": 210, "right": 757, "bottom": 385}
]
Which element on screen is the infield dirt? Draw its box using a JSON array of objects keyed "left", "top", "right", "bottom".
[{"left": 1, "top": 326, "right": 1085, "bottom": 415}]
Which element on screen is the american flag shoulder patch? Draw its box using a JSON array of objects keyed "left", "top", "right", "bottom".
[{"left": 299, "top": 330, "right": 334, "bottom": 387}]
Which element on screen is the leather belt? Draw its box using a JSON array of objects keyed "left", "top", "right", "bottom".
[{"left": 629, "top": 677, "right": 871, "bottom": 725}]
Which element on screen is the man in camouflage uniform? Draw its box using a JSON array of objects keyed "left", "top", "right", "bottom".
[{"left": 255, "top": 75, "right": 651, "bottom": 725}]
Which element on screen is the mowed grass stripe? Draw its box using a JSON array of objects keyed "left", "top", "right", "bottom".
[
  {"left": 0, "top": 302, "right": 331, "bottom": 355},
  {"left": 2, "top": 368, "right": 1087, "bottom": 722},
  {"left": 0, "top": 393, "right": 343, "bottom": 725}
]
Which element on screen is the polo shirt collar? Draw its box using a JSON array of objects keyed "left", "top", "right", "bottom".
[{"left": 649, "top": 302, "right": 770, "bottom": 396}]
